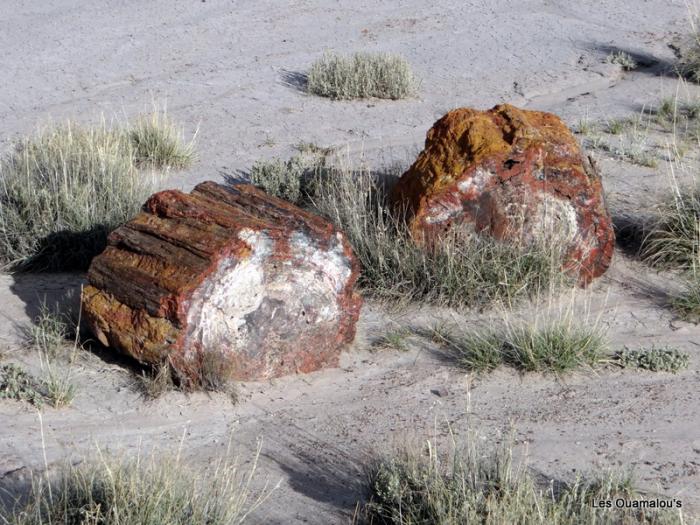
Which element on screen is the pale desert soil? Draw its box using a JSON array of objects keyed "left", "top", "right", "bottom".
[{"left": 1, "top": 1, "right": 699, "bottom": 523}]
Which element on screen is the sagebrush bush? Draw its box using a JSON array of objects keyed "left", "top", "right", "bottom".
[
  {"left": 0, "top": 360, "right": 74, "bottom": 409},
  {"left": 0, "top": 363, "right": 44, "bottom": 406},
  {"left": 307, "top": 52, "right": 417, "bottom": 100},
  {"left": 309, "top": 163, "right": 566, "bottom": 308},
  {"left": 363, "top": 437, "right": 680, "bottom": 524},
  {"left": 3, "top": 445, "right": 273, "bottom": 525},
  {"left": 615, "top": 346, "right": 690, "bottom": 373},
  {"left": 0, "top": 122, "right": 157, "bottom": 270},
  {"left": 248, "top": 147, "right": 331, "bottom": 204},
  {"left": 249, "top": 157, "right": 305, "bottom": 203}
]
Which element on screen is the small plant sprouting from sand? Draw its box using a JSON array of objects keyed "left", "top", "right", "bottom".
[
  {"left": 373, "top": 327, "right": 412, "bottom": 352},
  {"left": 653, "top": 94, "right": 700, "bottom": 146},
  {"left": 606, "top": 50, "right": 637, "bottom": 71},
  {"left": 307, "top": 51, "right": 417, "bottom": 100},
  {"left": 22, "top": 304, "right": 81, "bottom": 408},
  {"left": 605, "top": 117, "right": 632, "bottom": 135},
  {"left": 362, "top": 434, "right": 679, "bottom": 525},
  {"left": 2, "top": 441, "right": 277, "bottom": 525},
  {"left": 574, "top": 116, "right": 596, "bottom": 137},
  {"left": 583, "top": 109, "right": 659, "bottom": 168},
  {"left": 613, "top": 346, "right": 690, "bottom": 374},
  {"left": 26, "top": 305, "right": 73, "bottom": 359}
]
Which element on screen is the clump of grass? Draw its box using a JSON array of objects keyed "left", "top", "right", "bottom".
[
  {"left": 373, "top": 328, "right": 411, "bottom": 352},
  {"left": 42, "top": 368, "right": 76, "bottom": 408},
  {"left": 671, "top": 272, "right": 700, "bottom": 320},
  {"left": 199, "top": 350, "right": 238, "bottom": 402},
  {"left": 606, "top": 51, "right": 637, "bottom": 71},
  {"left": 591, "top": 136, "right": 658, "bottom": 168},
  {"left": 138, "top": 361, "right": 175, "bottom": 399},
  {"left": 26, "top": 305, "right": 72, "bottom": 359},
  {"left": 21, "top": 304, "right": 80, "bottom": 408},
  {"left": 678, "top": 21, "right": 700, "bottom": 84},
  {"left": 0, "top": 363, "right": 44, "bottom": 406},
  {"left": 657, "top": 97, "right": 677, "bottom": 124},
  {"left": 605, "top": 118, "right": 631, "bottom": 135},
  {"left": 295, "top": 141, "right": 336, "bottom": 157},
  {"left": 642, "top": 185, "right": 700, "bottom": 269},
  {"left": 574, "top": 117, "right": 596, "bottom": 136},
  {"left": 0, "top": 121, "right": 159, "bottom": 271},
  {"left": 2, "top": 443, "right": 275, "bottom": 525},
  {"left": 654, "top": 96, "right": 700, "bottom": 141},
  {"left": 363, "top": 437, "right": 679, "bottom": 525},
  {"left": 128, "top": 108, "right": 196, "bottom": 169},
  {"left": 140, "top": 353, "right": 238, "bottom": 402},
  {"left": 626, "top": 149, "right": 658, "bottom": 168},
  {"left": 309, "top": 163, "right": 565, "bottom": 309},
  {"left": 679, "top": 40, "right": 700, "bottom": 84},
  {"left": 307, "top": 52, "right": 417, "bottom": 100},
  {"left": 614, "top": 346, "right": 690, "bottom": 373},
  {"left": 430, "top": 311, "right": 606, "bottom": 374}
]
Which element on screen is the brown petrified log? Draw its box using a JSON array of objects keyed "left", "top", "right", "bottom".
[
  {"left": 81, "top": 182, "right": 362, "bottom": 384},
  {"left": 391, "top": 104, "right": 615, "bottom": 285}
]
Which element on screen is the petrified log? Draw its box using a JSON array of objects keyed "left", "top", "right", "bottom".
[
  {"left": 391, "top": 104, "right": 615, "bottom": 285},
  {"left": 81, "top": 182, "right": 362, "bottom": 384}
]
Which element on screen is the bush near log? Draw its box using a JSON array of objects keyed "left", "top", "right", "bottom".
[{"left": 0, "top": 112, "right": 194, "bottom": 271}]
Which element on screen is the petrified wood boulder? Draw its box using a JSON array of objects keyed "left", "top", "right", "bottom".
[
  {"left": 391, "top": 104, "right": 615, "bottom": 285},
  {"left": 82, "top": 182, "right": 362, "bottom": 384}
]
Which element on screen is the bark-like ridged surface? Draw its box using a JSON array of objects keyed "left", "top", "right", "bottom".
[
  {"left": 82, "top": 182, "right": 362, "bottom": 384},
  {"left": 391, "top": 104, "right": 615, "bottom": 285}
]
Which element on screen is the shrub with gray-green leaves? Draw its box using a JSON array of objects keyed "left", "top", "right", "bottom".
[{"left": 307, "top": 52, "right": 417, "bottom": 100}]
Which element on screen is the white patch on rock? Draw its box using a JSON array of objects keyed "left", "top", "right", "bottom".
[
  {"left": 424, "top": 200, "right": 462, "bottom": 225},
  {"left": 289, "top": 231, "right": 352, "bottom": 294},
  {"left": 185, "top": 228, "right": 271, "bottom": 354},
  {"left": 184, "top": 228, "right": 354, "bottom": 360},
  {"left": 457, "top": 168, "right": 494, "bottom": 195},
  {"left": 530, "top": 194, "right": 579, "bottom": 246}
]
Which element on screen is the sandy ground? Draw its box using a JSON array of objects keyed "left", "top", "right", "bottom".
[{"left": 1, "top": 0, "right": 700, "bottom": 523}]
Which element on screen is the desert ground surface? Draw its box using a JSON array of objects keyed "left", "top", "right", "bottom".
[{"left": 1, "top": 0, "right": 700, "bottom": 523}]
